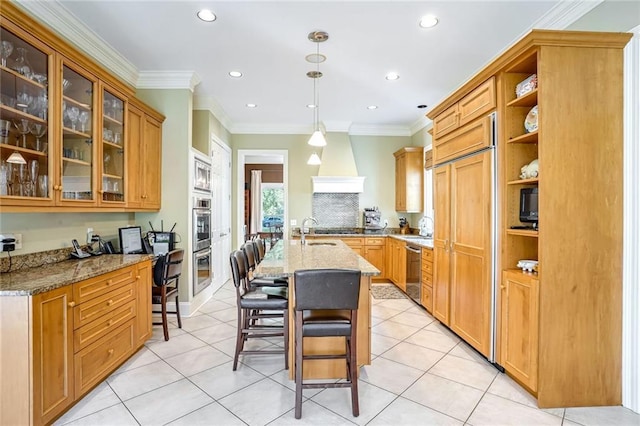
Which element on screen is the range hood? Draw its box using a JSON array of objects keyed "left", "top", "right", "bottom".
[{"left": 312, "top": 131, "right": 365, "bottom": 193}]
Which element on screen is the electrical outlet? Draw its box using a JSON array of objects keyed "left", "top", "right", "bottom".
[
  {"left": 290, "top": 219, "right": 297, "bottom": 226},
  {"left": 87, "top": 227, "right": 94, "bottom": 244}
]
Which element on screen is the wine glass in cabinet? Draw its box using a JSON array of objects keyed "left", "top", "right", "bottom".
[
  {"left": 100, "top": 88, "right": 125, "bottom": 203},
  {"left": 59, "top": 62, "right": 96, "bottom": 204}
]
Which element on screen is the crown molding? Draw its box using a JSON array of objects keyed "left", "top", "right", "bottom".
[
  {"left": 193, "top": 95, "right": 234, "bottom": 132},
  {"left": 14, "top": 0, "right": 138, "bottom": 87},
  {"left": 410, "top": 116, "right": 431, "bottom": 136},
  {"left": 322, "top": 121, "right": 352, "bottom": 132},
  {"left": 229, "top": 123, "right": 313, "bottom": 135},
  {"left": 137, "top": 71, "right": 201, "bottom": 92},
  {"left": 534, "top": 0, "right": 603, "bottom": 30}
]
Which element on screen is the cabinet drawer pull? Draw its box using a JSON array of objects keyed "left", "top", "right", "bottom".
[
  {"left": 68, "top": 301, "right": 76, "bottom": 308},
  {"left": 108, "top": 349, "right": 114, "bottom": 356},
  {"left": 136, "top": 275, "right": 140, "bottom": 280},
  {"left": 107, "top": 299, "right": 114, "bottom": 306},
  {"left": 107, "top": 279, "right": 113, "bottom": 285},
  {"left": 107, "top": 320, "right": 113, "bottom": 326}
]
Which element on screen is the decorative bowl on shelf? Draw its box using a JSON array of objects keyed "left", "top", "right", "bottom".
[
  {"left": 515, "top": 74, "right": 537, "bottom": 97},
  {"left": 524, "top": 105, "right": 538, "bottom": 133},
  {"left": 517, "top": 259, "right": 538, "bottom": 272}
]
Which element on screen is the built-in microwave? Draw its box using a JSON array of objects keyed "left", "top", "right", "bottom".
[{"left": 194, "top": 158, "right": 212, "bottom": 193}]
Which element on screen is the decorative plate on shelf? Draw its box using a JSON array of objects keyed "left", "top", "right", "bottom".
[
  {"left": 515, "top": 74, "right": 537, "bottom": 97},
  {"left": 524, "top": 105, "right": 538, "bottom": 133}
]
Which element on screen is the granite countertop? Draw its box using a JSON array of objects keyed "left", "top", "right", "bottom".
[
  {"left": 0, "top": 254, "right": 154, "bottom": 296},
  {"left": 389, "top": 235, "right": 434, "bottom": 249},
  {"left": 290, "top": 228, "right": 434, "bottom": 249},
  {"left": 254, "top": 239, "right": 380, "bottom": 278}
]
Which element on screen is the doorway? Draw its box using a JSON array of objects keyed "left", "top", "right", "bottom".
[{"left": 236, "top": 150, "right": 288, "bottom": 249}]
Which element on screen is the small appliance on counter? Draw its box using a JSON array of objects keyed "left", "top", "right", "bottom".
[
  {"left": 363, "top": 207, "right": 382, "bottom": 230},
  {"left": 418, "top": 216, "right": 434, "bottom": 238}
]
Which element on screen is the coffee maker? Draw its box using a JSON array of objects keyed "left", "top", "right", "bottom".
[{"left": 363, "top": 207, "right": 382, "bottom": 229}]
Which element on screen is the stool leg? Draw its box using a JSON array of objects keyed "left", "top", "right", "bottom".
[
  {"left": 233, "top": 307, "right": 244, "bottom": 371},
  {"left": 175, "top": 294, "right": 182, "bottom": 329},
  {"left": 294, "top": 311, "right": 303, "bottom": 419},
  {"left": 283, "top": 308, "right": 289, "bottom": 370},
  {"left": 350, "top": 313, "right": 359, "bottom": 417},
  {"left": 161, "top": 289, "right": 169, "bottom": 341}
]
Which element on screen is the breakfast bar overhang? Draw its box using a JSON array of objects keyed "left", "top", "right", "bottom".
[{"left": 254, "top": 239, "right": 380, "bottom": 380}]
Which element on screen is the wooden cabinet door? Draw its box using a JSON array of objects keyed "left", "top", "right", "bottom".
[
  {"left": 136, "top": 260, "right": 152, "bottom": 346},
  {"left": 364, "top": 244, "right": 385, "bottom": 278},
  {"left": 501, "top": 271, "right": 539, "bottom": 392},
  {"left": 126, "top": 104, "right": 143, "bottom": 208},
  {"left": 433, "top": 104, "right": 459, "bottom": 139},
  {"left": 32, "top": 286, "right": 74, "bottom": 425},
  {"left": 433, "top": 165, "right": 451, "bottom": 324},
  {"left": 449, "top": 150, "right": 492, "bottom": 356},
  {"left": 142, "top": 115, "right": 162, "bottom": 209},
  {"left": 458, "top": 77, "right": 496, "bottom": 127},
  {"left": 395, "top": 153, "right": 407, "bottom": 211}
]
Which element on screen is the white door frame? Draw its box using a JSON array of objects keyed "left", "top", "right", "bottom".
[{"left": 236, "top": 149, "right": 288, "bottom": 249}]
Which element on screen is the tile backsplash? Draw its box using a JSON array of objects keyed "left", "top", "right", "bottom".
[{"left": 312, "top": 193, "right": 359, "bottom": 227}]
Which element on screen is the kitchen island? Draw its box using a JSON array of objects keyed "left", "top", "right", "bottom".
[{"left": 254, "top": 239, "right": 380, "bottom": 380}]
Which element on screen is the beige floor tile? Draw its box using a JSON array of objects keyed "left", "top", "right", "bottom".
[
  {"left": 167, "top": 401, "right": 246, "bottom": 425},
  {"left": 371, "top": 319, "right": 420, "bottom": 340},
  {"left": 449, "top": 341, "right": 488, "bottom": 364},
  {"left": 379, "top": 341, "right": 446, "bottom": 371},
  {"left": 405, "top": 329, "right": 459, "bottom": 353},
  {"left": 429, "top": 354, "right": 498, "bottom": 391},
  {"left": 235, "top": 350, "right": 288, "bottom": 376},
  {"left": 376, "top": 298, "right": 415, "bottom": 311},
  {"left": 486, "top": 373, "right": 538, "bottom": 408},
  {"left": 268, "top": 369, "right": 329, "bottom": 399},
  {"left": 147, "top": 322, "right": 186, "bottom": 342},
  {"left": 218, "top": 378, "right": 296, "bottom": 425},
  {"left": 178, "top": 313, "right": 222, "bottom": 332},
  {"left": 360, "top": 356, "right": 424, "bottom": 394},
  {"left": 124, "top": 378, "right": 213, "bottom": 425},
  {"left": 189, "top": 321, "right": 237, "bottom": 344},
  {"left": 370, "top": 304, "right": 403, "bottom": 320},
  {"left": 208, "top": 306, "right": 238, "bottom": 322},
  {"left": 403, "top": 373, "right": 484, "bottom": 421},
  {"left": 107, "top": 360, "right": 182, "bottom": 401},
  {"left": 368, "top": 396, "right": 463, "bottom": 426},
  {"left": 54, "top": 382, "right": 120, "bottom": 425},
  {"left": 197, "top": 299, "right": 235, "bottom": 314},
  {"left": 145, "top": 332, "right": 207, "bottom": 358},
  {"left": 310, "top": 380, "right": 396, "bottom": 426},
  {"left": 189, "top": 361, "right": 264, "bottom": 399},
  {"left": 165, "top": 345, "right": 232, "bottom": 377},
  {"left": 388, "top": 310, "right": 435, "bottom": 328},
  {"left": 564, "top": 405, "right": 640, "bottom": 426},
  {"left": 467, "top": 393, "right": 562, "bottom": 425},
  {"left": 113, "top": 347, "right": 162, "bottom": 374},
  {"left": 61, "top": 403, "right": 138, "bottom": 426},
  {"left": 370, "top": 333, "right": 401, "bottom": 356},
  {"left": 269, "top": 399, "right": 358, "bottom": 425}
]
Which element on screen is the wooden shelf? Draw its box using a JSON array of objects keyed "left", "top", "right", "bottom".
[
  {"left": 507, "top": 177, "right": 538, "bottom": 185},
  {"left": 507, "top": 89, "right": 538, "bottom": 107},
  {"left": 506, "top": 229, "right": 539, "bottom": 237},
  {"left": 508, "top": 131, "right": 538, "bottom": 144},
  {"left": 0, "top": 144, "right": 47, "bottom": 157}
]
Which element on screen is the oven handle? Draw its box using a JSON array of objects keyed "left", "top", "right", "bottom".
[
  {"left": 194, "top": 247, "right": 211, "bottom": 259},
  {"left": 405, "top": 245, "right": 421, "bottom": 254}
]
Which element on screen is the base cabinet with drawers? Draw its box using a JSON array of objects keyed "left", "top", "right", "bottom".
[
  {"left": 421, "top": 248, "right": 433, "bottom": 312},
  {"left": 0, "top": 260, "right": 152, "bottom": 426}
]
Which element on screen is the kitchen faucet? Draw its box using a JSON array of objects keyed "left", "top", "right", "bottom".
[{"left": 300, "top": 217, "right": 318, "bottom": 245}]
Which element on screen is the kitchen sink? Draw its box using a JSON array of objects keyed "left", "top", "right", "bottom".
[{"left": 308, "top": 242, "right": 337, "bottom": 246}]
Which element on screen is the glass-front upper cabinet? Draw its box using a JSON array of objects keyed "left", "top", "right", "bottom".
[
  {"left": 101, "top": 88, "right": 125, "bottom": 204},
  {"left": 60, "top": 62, "right": 96, "bottom": 204},
  {"left": 0, "top": 25, "right": 52, "bottom": 203}
]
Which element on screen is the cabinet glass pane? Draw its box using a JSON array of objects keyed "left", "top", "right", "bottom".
[
  {"left": 62, "top": 65, "right": 93, "bottom": 201},
  {"left": 102, "top": 90, "right": 124, "bottom": 202},
  {"left": 0, "top": 27, "right": 49, "bottom": 198}
]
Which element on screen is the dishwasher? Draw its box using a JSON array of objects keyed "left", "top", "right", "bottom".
[{"left": 405, "top": 244, "right": 422, "bottom": 305}]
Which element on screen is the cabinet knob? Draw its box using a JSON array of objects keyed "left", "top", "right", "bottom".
[
  {"left": 107, "top": 349, "right": 114, "bottom": 356},
  {"left": 99, "top": 190, "right": 104, "bottom": 194},
  {"left": 142, "top": 194, "right": 147, "bottom": 199},
  {"left": 54, "top": 185, "right": 62, "bottom": 191},
  {"left": 136, "top": 275, "right": 140, "bottom": 280},
  {"left": 68, "top": 301, "right": 76, "bottom": 308},
  {"left": 107, "top": 279, "right": 113, "bottom": 285},
  {"left": 107, "top": 320, "right": 113, "bottom": 326},
  {"left": 107, "top": 299, "right": 114, "bottom": 306}
]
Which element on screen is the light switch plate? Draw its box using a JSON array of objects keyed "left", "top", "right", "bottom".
[{"left": 290, "top": 219, "right": 297, "bottom": 226}]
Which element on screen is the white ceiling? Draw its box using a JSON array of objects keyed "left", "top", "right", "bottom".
[{"left": 17, "top": 1, "right": 611, "bottom": 135}]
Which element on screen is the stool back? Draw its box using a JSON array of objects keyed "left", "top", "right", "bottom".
[
  {"left": 293, "top": 269, "right": 361, "bottom": 311},
  {"left": 230, "top": 250, "right": 250, "bottom": 295},
  {"left": 153, "top": 249, "right": 184, "bottom": 287},
  {"left": 253, "top": 237, "right": 266, "bottom": 261}
]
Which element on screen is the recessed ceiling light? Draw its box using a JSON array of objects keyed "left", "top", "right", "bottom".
[
  {"left": 385, "top": 72, "right": 400, "bottom": 81},
  {"left": 307, "top": 104, "right": 317, "bottom": 109},
  {"left": 417, "top": 104, "right": 428, "bottom": 109},
  {"left": 197, "top": 9, "right": 216, "bottom": 22},
  {"left": 246, "top": 103, "right": 257, "bottom": 108},
  {"left": 419, "top": 15, "right": 439, "bottom": 28},
  {"left": 367, "top": 105, "right": 378, "bottom": 110},
  {"left": 229, "top": 71, "right": 243, "bottom": 78}
]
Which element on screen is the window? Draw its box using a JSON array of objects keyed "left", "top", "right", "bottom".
[{"left": 261, "top": 183, "right": 284, "bottom": 231}]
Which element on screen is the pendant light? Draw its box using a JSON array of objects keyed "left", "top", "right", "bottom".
[{"left": 306, "top": 31, "right": 328, "bottom": 166}]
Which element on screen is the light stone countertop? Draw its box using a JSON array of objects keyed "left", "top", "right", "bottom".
[
  {"left": 254, "top": 239, "right": 380, "bottom": 278},
  {"left": 0, "top": 254, "right": 153, "bottom": 296},
  {"left": 388, "top": 235, "right": 434, "bottom": 249}
]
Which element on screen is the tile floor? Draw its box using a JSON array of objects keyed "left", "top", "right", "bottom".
[{"left": 54, "top": 282, "right": 639, "bottom": 426}]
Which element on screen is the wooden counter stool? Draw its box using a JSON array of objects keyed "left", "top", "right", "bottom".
[
  {"left": 293, "top": 269, "right": 362, "bottom": 419},
  {"left": 152, "top": 249, "right": 185, "bottom": 341},
  {"left": 230, "top": 250, "right": 289, "bottom": 371}
]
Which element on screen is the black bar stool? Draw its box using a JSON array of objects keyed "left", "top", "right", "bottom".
[
  {"left": 293, "top": 268, "right": 362, "bottom": 419},
  {"left": 229, "top": 250, "right": 289, "bottom": 371},
  {"left": 152, "top": 249, "right": 184, "bottom": 341}
]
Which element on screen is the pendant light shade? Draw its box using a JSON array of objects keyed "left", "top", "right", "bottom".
[
  {"left": 307, "top": 152, "right": 321, "bottom": 165},
  {"left": 307, "top": 31, "right": 328, "bottom": 151},
  {"left": 308, "top": 130, "right": 326, "bottom": 147},
  {"left": 7, "top": 151, "right": 26, "bottom": 164}
]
